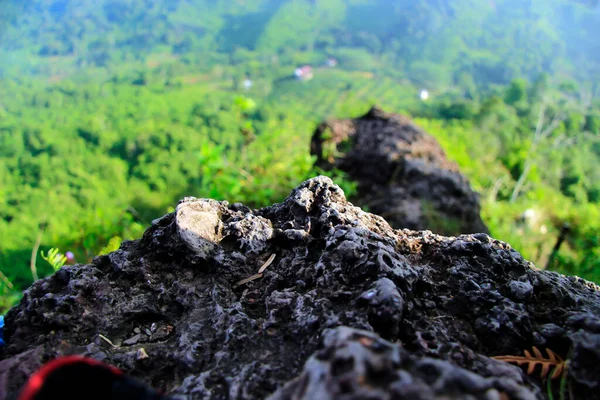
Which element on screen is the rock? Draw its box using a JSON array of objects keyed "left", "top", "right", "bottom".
[
  {"left": 176, "top": 198, "right": 225, "bottom": 258},
  {"left": 1, "top": 176, "right": 599, "bottom": 399},
  {"left": 136, "top": 348, "right": 149, "bottom": 360},
  {"left": 268, "top": 327, "right": 537, "bottom": 400},
  {"left": 123, "top": 334, "right": 144, "bottom": 346},
  {"left": 310, "top": 106, "right": 488, "bottom": 235}
]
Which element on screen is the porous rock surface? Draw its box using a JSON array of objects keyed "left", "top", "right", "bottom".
[
  {"left": 1, "top": 177, "right": 599, "bottom": 399},
  {"left": 311, "top": 106, "right": 488, "bottom": 235}
]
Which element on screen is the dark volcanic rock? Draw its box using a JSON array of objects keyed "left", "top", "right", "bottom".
[
  {"left": 311, "top": 106, "right": 488, "bottom": 235},
  {"left": 1, "top": 177, "right": 599, "bottom": 399}
]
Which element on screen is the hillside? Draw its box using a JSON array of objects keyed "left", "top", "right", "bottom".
[
  {"left": 0, "top": 0, "right": 599, "bottom": 311},
  {"left": 1, "top": 0, "right": 600, "bottom": 85}
]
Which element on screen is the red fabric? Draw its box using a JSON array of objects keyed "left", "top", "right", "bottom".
[{"left": 18, "top": 356, "right": 123, "bottom": 400}]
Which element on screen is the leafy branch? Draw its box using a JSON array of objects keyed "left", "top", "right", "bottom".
[
  {"left": 493, "top": 346, "right": 567, "bottom": 380},
  {"left": 40, "top": 248, "right": 67, "bottom": 272}
]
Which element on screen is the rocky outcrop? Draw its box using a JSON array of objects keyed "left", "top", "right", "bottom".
[
  {"left": 1, "top": 177, "right": 599, "bottom": 399},
  {"left": 311, "top": 106, "right": 488, "bottom": 235}
]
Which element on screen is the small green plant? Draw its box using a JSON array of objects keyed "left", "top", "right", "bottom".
[
  {"left": 98, "top": 236, "right": 123, "bottom": 256},
  {"left": 0, "top": 270, "right": 14, "bottom": 294},
  {"left": 40, "top": 248, "right": 67, "bottom": 272},
  {"left": 0, "top": 270, "right": 21, "bottom": 313}
]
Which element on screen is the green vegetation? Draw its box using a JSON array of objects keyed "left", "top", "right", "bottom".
[
  {"left": 0, "top": 0, "right": 599, "bottom": 311},
  {"left": 40, "top": 248, "right": 67, "bottom": 272}
]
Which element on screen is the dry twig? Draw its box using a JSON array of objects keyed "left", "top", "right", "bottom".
[
  {"left": 234, "top": 253, "right": 277, "bottom": 288},
  {"left": 258, "top": 253, "right": 276, "bottom": 274},
  {"left": 98, "top": 333, "right": 117, "bottom": 348},
  {"left": 234, "top": 273, "right": 263, "bottom": 288}
]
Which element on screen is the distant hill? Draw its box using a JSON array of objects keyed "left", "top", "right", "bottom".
[{"left": 1, "top": 0, "right": 599, "bottom": 87}]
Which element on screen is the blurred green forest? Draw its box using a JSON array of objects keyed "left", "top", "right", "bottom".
[{"left": 0, "top": 0, "right": 599, "bottom": 311}]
